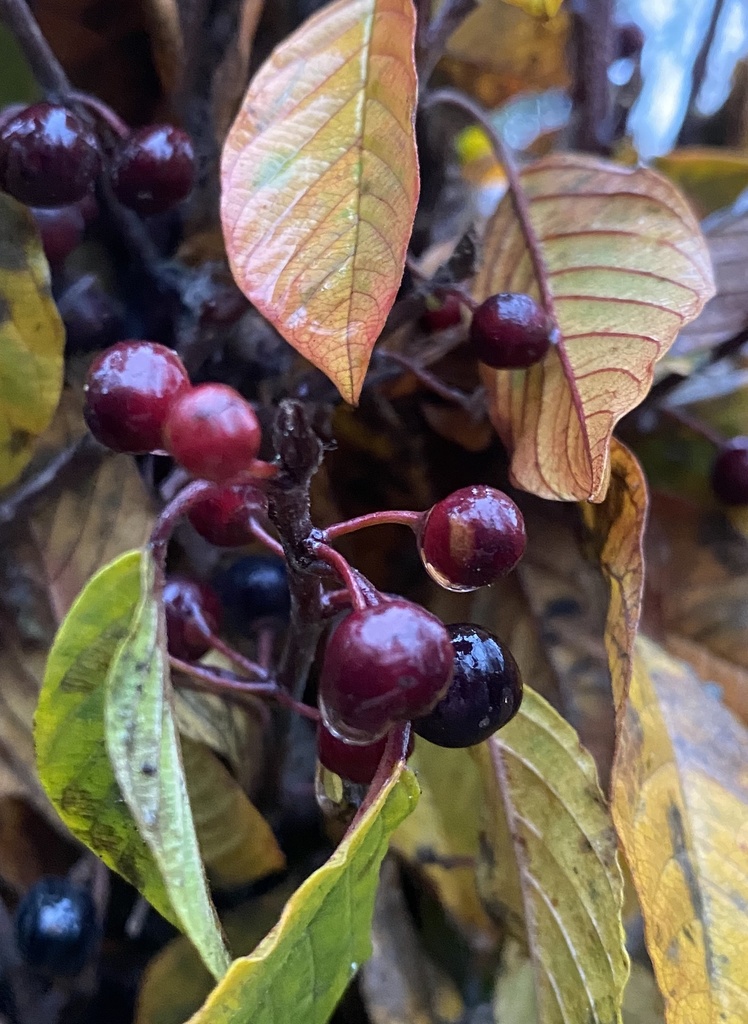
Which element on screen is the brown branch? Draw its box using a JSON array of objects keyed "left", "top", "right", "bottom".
[{"left": 566, "top": 0, "right": 615, "bottom": 154}]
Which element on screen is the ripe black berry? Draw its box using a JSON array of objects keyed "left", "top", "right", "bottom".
[
  {"left": 319, "top": 600, "right": 454, "bottom": 743},
  {"left": 215, "top": 555, "right": 291, "bottom": 630},
  {"left": 31, "top": 205, "right": 85, "bottom": 265},
  {"left": 164, "top": 383, "right": 262, "bottom": 483},
  {"left": 84, "top": 341, "right": 191, "bottom": 453},
  {"left": 418, "top": 485, "right": 526, "bottom": 591},
  {"left": 163, "top": 576, "right": 222, "bottom": 661},
  {"left": 111, "top": 125, "right": 195, "bottom": 216},
  {"left": 469, "top": 293, "right": 551, "bottom": 369},
  {"left": 413, "top": 624, "right": 522, "bottom": 747},
  {"left": 711, "top": 437, "right": 748, "bottom": 505},
  {"left": 14, "top": 877, "right": 99, "bottom": 977},
  {"left": 0, "top": 103, "right": 101, "bottom": 207},
  {"left": 421, "top": 291, "right": 462, "bottom": 332},
  {"left": 187, "top": 484, "right": 265, "bottom": 547}
]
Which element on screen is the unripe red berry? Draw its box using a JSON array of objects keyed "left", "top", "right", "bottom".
[
  {"left": 187, "top": 484, "right": 264, "bottom": 547},
  {"left": 164, "top": 383, "right": 262, "bottom": 483},
  {"left": 469, "top": 293, "right": 551, "bottom": 369},
  {"left": 418, "top": 485, "right": 526, "bottom": 591},
  {"left": 421, "top": 291, "right": 462, "bottom": 332},
  {"left": 163, "top": 576, "right": 222, "bottom": 662},
  {"left": 83, "top": 341, "right": 191, "bottom": 453},
  {"left": 111, "top": 125, "right": 195, "bottom": 216},
  {"left": 319, "top": 600, "right": 454, "bottom": 744},
  {"left": 0, "top": 103, "right": 101, "bottom": 207},
  {"left": 316, "top": 724, "right": 415, "bottom": 784},
  {"left": 711, "top": 437, "right": 748, "bottom": 505},
  {"left": 414, "top": 624, "right": 522, "bottom": 747},
  {"left": 31, "top": 205, "right": 85, "bottom": 265}
]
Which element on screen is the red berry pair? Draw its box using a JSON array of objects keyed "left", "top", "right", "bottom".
[{"left": 83, "top": 341, "right": 262, "bottom": 483}]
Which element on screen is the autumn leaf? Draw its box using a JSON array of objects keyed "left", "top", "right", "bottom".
[
  {"left": 0, "top": 194, "right": 64, "bottom": 489},
  {"left": 220, "top": 0, "right": 419, "bottom": 405},
  {"left": 614, "top": 638, "right": 748, "bottom": 1024},
  {"left": 473, "top": 155, "right": 714, "bottom": 501},
  {"left": 654, "top": 148, "right": 748, "bottom": 218},
  {"left": 473, "top": 685, "right": 629, "bottom": 1024}
]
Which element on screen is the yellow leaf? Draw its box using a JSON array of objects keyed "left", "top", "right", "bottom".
[
  {"left": 501, "top": 0, "right": 564, "bottom": 17},
  {"left": 654, "top": 148, "right": 748, "bottom": 217},
  {"left": 220, "top": 0, "right": 419, "bottom": 405},
  {"left": 614, "top": 638, "right": 748, "bottom": 1024},
  {"left": 474, "top": 155, "right": 714, "bottom": 501},
  {"left": 0, "top": 194, "right": 64, "bottom": 488}
]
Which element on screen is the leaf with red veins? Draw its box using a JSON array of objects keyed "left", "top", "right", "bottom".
[
  {"left": 473, "top": 155, "right": 715, "bottom": 502},
  {"left": 220, "top": 0, "right": 419, "bottom": 405}
]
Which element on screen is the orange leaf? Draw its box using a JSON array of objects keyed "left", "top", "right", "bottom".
[
  {"left": 474, "top": 155, "right": 714, "bottom": 501},
  {"left": 220, "top": 0, "right": 419, "bottom": 404}
]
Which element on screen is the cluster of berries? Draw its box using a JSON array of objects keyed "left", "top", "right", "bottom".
[
  {"left": 0, "top": 100, "right": 195, "bottom": 266},
  {"left": 83, "top": 338, "right": 527, "bottom": 786}
]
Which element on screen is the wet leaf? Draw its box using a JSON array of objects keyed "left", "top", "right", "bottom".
[
  {"left": 186, "top": 764, "right": 419, "bottom": 1024},
  {"left": 613, "top": 638, "right": 748, "bottom": 1024},
  {"left": 0, "top": 195, "right": 64, "bottom": 489},
  {"left": 473, "top": 685, "right": 629, "bottom": 1024},
  {"left": 473, "top": 155, "right": 714, "bottom": 501},
  {"left": 105, "top": 550, "right": 230, "bottom": 980},
  {"left": 221, "top": 0, "right": 419, "bottom": 404}
]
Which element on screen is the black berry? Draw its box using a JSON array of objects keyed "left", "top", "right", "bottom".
[
  {"left": 84, "top": 341, "right": 191, "bottom": 453},
  {"left": 0, "top": 103, "right": 101, "bottom": 207},
  {"left": 187, "top": 484, "right": 265, "bottom": 547},
  {"left": 111, "top": 125, "right": 195, "bottom": 216},
  {"left": 163, "top": 576, "right": 222, "bottom": 662},
  {"left": 14, "top": 877, "right": 99, "bottom": 977},
  {"left": 413, "top": 624, "right": 522, "bottom": 747},
  {"left": 711, "top": 437, "right": 748, "bottom": 505},
  {"left": 418, "top": 485, "right": 526, "bottom": 591},
  {"left": 469, "top": 293, "right": 551, "bottom": 369},
  {"left": 164, "top": 383, "right": 262, "bottom": 483},
  {"left": 215, "top": 555, "right": 291, "bottom": 629},
  {"left": 319, "top": 600, "right": 454, "bottom": 743}
]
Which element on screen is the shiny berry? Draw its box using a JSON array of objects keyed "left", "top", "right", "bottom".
[
  {"left": 0, "top": 103, "right": 101, "bottom": 207},
  {"left": 187, "top": 484, "right": 264, "bottom": 547},
  {"left": 164, "top": 383, "right": 262, "bottom": 483},
  {"left": 469, "top": 293, "right": 551, "bottom": 369},
  {"left": 15, "top": 877, "right": 99, "bottom": 977},
  {"left": 111, "top": 125, "right": 195, "bottom": 216},
  {"left": 31, "top": 205, "right": 85, "bottom": 265},
  {"left": 711, "top": 437, "right": 748, "bottom": 505},
  {"left": 418, "top": 485, "right": 526, "bottom": 591},
  {"left": 84, "top": 341, "right": 191, "bottom": 453},
  {"left": 414, "top": 624, "right": 522, "bottom": 747},
  {"left": 163, "top": 576, "right": 222, "bottom": 661},
  {"left": 319, "top": 600, "right": 454, "bottom": 744},
  {"left": 215, "top": 555, "right": 291, "bottom": 629},
  {"left": 421, "top": 292, "right": 462, "bottom": 332},
  {"left": 317, "top": 726, "right": 387, "bottom": 784}
]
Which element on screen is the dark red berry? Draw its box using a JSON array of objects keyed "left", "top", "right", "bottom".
[
  {"left": 31, "top": 205, "right": 85, "bottom": 266},
  {"left": 317, "top": 726, "right": 387, "bottom": 784},
  {"left": 421, "top": 292, "right": 462, "bottom": 332},
  {"left": 418, "top": 485, "right": 526, "bottom": 591},
  {"left": 0, "top": 103, "right": 101, "bottom": 207},
  {"left": 187, "top": 484, "right": 265, "bottom": 547},
  {"left": 215, "top": 556, "right": 291, "bottom": 629},
  {"left": 111, "top": 125, "right": 195, "bottom": 216},
  {"left": 163, "top": 576, "right": 222, "bottom": 662},
  {"left": 414, "top": 624, "right": 522, "bottom": 747},
  {"left": 711, "top": 437, "right": 748, "bottom": 505},
  {"left": 319, "top": 600, "right": 454, "bottom": 744},
  {"left": 83, "top": 341, "right": 191, "bottom": 454},
  {"left": 164, "top": 383, "right": 262, "bottom": 483},
  {"left": 469, "top": 293, "right": 551, "bottom": 369},
  {"left": 58, "top": 275, "right": 125, "bottom": 353}
]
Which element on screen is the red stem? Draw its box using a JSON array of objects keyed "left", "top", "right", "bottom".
[
  {"left": 313, "top": 543, "right": 369, "bottom": 611},
  {"left": 206, "top": 633, "right": 269, "bottom": 681},
  {"left": 248, "top": 516, "right": 285, "bottom": 558},
  {"left": 324, "top": 509, "right": 422, "bottom": 540}
]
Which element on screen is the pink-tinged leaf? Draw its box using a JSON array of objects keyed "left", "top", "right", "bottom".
[
  {"left": 220, "top": 0, "right": 419, "bottom": 405},
  {"left": 473, "top": 155, "right": 715, "bottom": 502}
]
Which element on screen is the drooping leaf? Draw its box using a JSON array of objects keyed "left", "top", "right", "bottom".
[
  {"left": 473, "top": 685, "right": 629, "bottom": 1024},
  {"left": 186, "top": 764, "right": 419, "bottom": 1024},
  {"left": 220, "top": 0, "right": 419, "bottom": 405},
  {"left": 473, "top": 155, "right": 714, "bottom": 501},
  {"left": 35, "top": 551, "right": 176, "bottom": 926},
  {"left": 0, "top": 194, "right": 64, "bottom": 488},
  {"left": 614, "top": 638, "right": 748, "bottom": 1024},
  {"left": 105, "top": 550, "right": 230, "bottom": 980}
]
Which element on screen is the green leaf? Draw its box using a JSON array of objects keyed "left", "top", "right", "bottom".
[
  {"left": 0, "top": 194, "right": 64, "bottom": 488},
  {"left": 35, "top": 550, "right": 175, "bottom": 925},
  {"left": 186, "top": 765, "right": 419, "bottom": 1024},
  {"left": 473, "top": 685, "right": 629, "bottom": 1024},
  {"left": 105, "top": 550, "right": 230, "bottom": 981}
]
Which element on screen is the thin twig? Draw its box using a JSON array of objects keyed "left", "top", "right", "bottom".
[
  {"left": 0, "top": 0, "right": 70, "bottom": 94},
  {"left": 325, "top": 509, "right": 422, "bottom": 540},
  {"left": 313, "top": 542, "right": 368, "bottom": 611},
  {"left": 679, "top": 0, "right": 726, "bottom": 144},
  {"left": 566, "top": 0, "right": 615, "bottom": 154},
  {"left": 417, "top": 0, "right": 479, "bottom": 82},
  {"left": 0, "top": 435, "right": 98, "bottom": 527}
]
